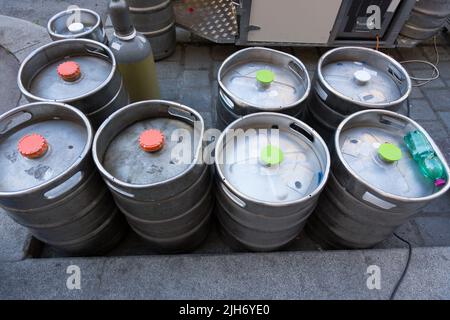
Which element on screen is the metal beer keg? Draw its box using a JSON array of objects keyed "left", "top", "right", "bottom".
[
  {"left": 93, "top": 100, "right": 213, "bottom": 252},
  {"left": 0, "top": 102, "right": 125, "bottom": 255},
  {"left": 214, "top": 113, "right": 330, "bottom": 251},
  {"left": 47, "top": 8, "right": 108, "bottom": 44},
  {"left": 217, "top": 47, "right": 311, "bottom": 129},
  {"left": 18, "top": 39, "right": 129, "bottom": 128},
  {"left": 306, "top": 110, "right": 450, "bottom": 249}
]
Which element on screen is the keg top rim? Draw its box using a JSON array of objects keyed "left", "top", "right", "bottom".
[
  {"left": 93, "top": 100, "right": 206, "bottom": 189},
  {"left": 317, "top": 46, "right": 412, "bottom": 108},
  {"left": 0, "top": 102, "right": 92, "bottom": 196},
  {"left": 335, "top": 109, "right": 450, "bottom": 202},
  {"left": 215, "top": 112, "right": 331, "bottom": 207},
  {"left": 218, "top": 47, "right": 311, "bottom": 111},
  {"left": 18, "top": 39, "right": 116, "bottom": 103},
  {"left": 47, "top": 8, "right": 101, "bottom": 39}
]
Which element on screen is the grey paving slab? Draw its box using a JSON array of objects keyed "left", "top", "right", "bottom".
[
  {"left": 409, "top": 99, "right": 438, "bottom": 121},
  {"left": 433, "top": 137, "right": 450, "bottom": 165},
  {"left": 0, "top": 209, "right": 32, "bottom": 262},
  {"left": 179, "top": 87, "right": 213, "bottom": 113},
  {"left": 156, "top": 61, "right": 183, "bottom": 80},
  {"left": 438, "top": 62, "right": 450, "bottom": 80},
  {"left": 181, "top": 70, "right": 210, "bottom": 88},
  {"left": 409, "top": 87, "right": 425, "bottom": 99},
  {"left": 421, "top": 191, "right": 450, "bottom": 215},
  {"left": 423, "top": 45, "right": 450, "bottom": 62},
  {"left": 414, "top": 217, "right": 450, "bottom": 247},
  {"left": 410, "top": 70, "right": 447, "bottom": 88},
  {"left": 164, "top": 44, "right": 183, "bottom": 63},
  {"left": 417, "top": 120, "right": 449, "bottom": 140},
  {"left": 0, "top": 46, "right": 21, "bottom": 114},
  {"left": 1, "top": 247, "right": 450, "bottom": 299},
  {"left": 185, "top": 46, "right": 211, "bottom": 70},
  {"left": 438, "top": 111, "right": 450, "bottom": 132},
  {"left": 0, "top": 15, "right": 51, "bottom": 62},
  {"left": 159, "top": 79, "right": 181, "bottom": 101},
  {"left": 377, "top": 220, "right": 425, "bottom": 248},
  {"left": 423, "top": 88, "right": 450, "bottom": 112}
]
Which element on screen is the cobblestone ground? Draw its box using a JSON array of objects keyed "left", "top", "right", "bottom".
[{"left": 37, "top": 43, "right": 450, "bottom": 257}]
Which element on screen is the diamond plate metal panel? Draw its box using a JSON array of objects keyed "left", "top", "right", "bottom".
[{"left": 174, "top": 0, "right": 238, "bottom": 43}]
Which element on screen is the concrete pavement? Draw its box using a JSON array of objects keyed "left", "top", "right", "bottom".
[{"left": 1, "top": 247, "right": 450, "bottom": 299}]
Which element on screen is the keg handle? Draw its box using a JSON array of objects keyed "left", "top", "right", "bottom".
[
  {"left": 44, "top": 171, "right": 84, "bottom": 200},
  {"left": 39, "top": 159, "right": 93, "bottom": 201},
  {"left": 219, "top": 89, "right": 235, "bottom": 110},
  {"left": 0, "top": 111, "right": 33, "bottom": 136},
  {"left": 288, "top": 61, "right": 306, "bottom": 82},
  {"left": 379, "top": 114, "right": 408, "bottom": 130},
  {"left": 168, "top": 106, "right": 197, "bottom": 123},
  {"left": 289, "top": 122, "right": 314, "bottom": 143},
  {"left": 387, "top": 65, "right": 405, "bottom": 83},
  {"left": 220, "top": 182, "right": 246, "bottom": 208},
  {"left": 84, "top": 44, "right": 110, "bottom": 60}
]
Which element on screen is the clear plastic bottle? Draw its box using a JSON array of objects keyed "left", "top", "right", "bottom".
[{"left": 404, "top": 130, "right": 447, "bottom": 186}]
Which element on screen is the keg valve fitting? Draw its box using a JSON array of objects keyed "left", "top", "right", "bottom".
[{"left": 354, "top": 70, "right": 371, "bottom": 85}]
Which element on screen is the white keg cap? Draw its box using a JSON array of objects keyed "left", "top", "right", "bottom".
[
  {"left": 68, "top": 22, "right": 85, "bottom": 33},
  {"left": 354, "top": 70, "right": 372, "bottom": 85}
]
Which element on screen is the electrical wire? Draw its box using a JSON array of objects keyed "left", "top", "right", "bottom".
[
  {"left": 406, "top": 97, "right": 411, "bottom": 117},
  {"left": 390, "top": 233, "right": 412, "bottom": 300},
  {"left": 400, "top": 36, "right": 441, "bottom": 87}
]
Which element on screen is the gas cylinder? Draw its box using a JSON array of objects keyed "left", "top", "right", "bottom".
[{"left": 108, "top": 0, "right": 160, "bottom": 102}]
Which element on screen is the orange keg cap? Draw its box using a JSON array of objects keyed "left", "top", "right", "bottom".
[
  {"left": 57, "top": 61, "right": 81, "bottom": 82},
  {"left": 18, "top": 134, "right": 48, "bottom": 159},
  {"left": 139, "top": 129, "right": 165, "bottom": 152}
]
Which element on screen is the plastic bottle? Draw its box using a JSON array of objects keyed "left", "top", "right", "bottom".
[
  {"left": 404, "top": 130, "right": 447, "bottom": 186},
  {"left": 108, "top": 0, "right": 160, "bottom": 102}
]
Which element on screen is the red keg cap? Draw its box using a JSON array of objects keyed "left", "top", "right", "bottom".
[
  {"left": 139, "top": 129, "right": 165, "bottom": 152},
  {"left": 57, "top": 61, "right": 81, "bottom": 82},
  {"left": 18, "top": 134, "right": 48, "bottom": 159}
]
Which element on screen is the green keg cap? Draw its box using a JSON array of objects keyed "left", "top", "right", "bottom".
[
  {"left": 256, "top": 70, "right": 275, "bottom": 85},
  {"left": 260, "top": 145, "right": 284, "bottom": 166},
  {"left": 378, "top": 143, "right": 402, "bottom": 163}
]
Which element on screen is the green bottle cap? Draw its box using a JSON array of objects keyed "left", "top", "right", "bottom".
[
  {"left": 260, "top": 145, "right": 284, "bottom": 166},
  {"left": 256, "top": 70, "right": 275, "bottom": 85},
  {"left": 378, "top": 143, "right": 402, "bottom": 163}
]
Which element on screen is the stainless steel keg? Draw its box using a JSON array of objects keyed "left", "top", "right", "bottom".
[
  {"left": 0, "top": 102, "right": 125, "bottom": 255},
  {"left": 305, "top": 46, "right": 411, "bottom": 145},
  {"left": 18, "top": 39, "right": 129, "bottom": 128},
  {"left": 400, "top": 0, "right": 450, "bottom": 43},
  {"left": 306, "top": 110, "right": 450, "bottom": 249},
  {"left": 127, "top": 0, "right": 176, "bottom": 60},
  {"left": 47, "top": 8, "right": 108, "bottom": 44},
  {"left": 214, "top": 113, "right": 330, "bottom": 252},
  {"left": 93, "top": 100, "right": 212, "bottom": 252},
  {"left": 217, "top": 47, "right": 311, "bottom": 129}
]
